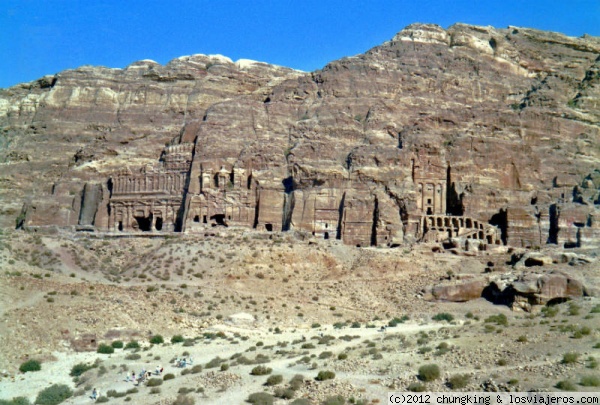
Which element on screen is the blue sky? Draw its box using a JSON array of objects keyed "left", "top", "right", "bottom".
[{"left": 1, "top": 0, "right": 599, "bottom": 88}]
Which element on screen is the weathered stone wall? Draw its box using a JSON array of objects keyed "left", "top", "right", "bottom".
[{"left": 2, "top": 23, "right": 599, "bottom": 248}]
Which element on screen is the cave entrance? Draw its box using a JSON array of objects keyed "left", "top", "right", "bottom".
[
  {"left": 210, "top": 214, "right": 228, "bottom": 227},
  {"left": 193, "top": 215, "right": 200, "bottom": 223},
  {"left": 426, "top": 207, "right": 432, "bottom": 215},
  {"left": 548, "top": 204, "right": 559, "bottom": 244},
  {"left": 203, "top": 215, "right": 207, "bottom": 224},
  {"left": 324, "top": 231, "right": 329, "bottom": 240},
  {"left": 155, "top": 217, "right": 163, "bottom": 231},
  {"left": 489, "top": 209, "right": 508, "bottom": 245},
  {"left": 134, "top": 214, "right": 153, "bottom": 232},
  {"left": 118, "top": 221, "right": 123, "bottom": 231},
  {"left": 265, "top": 223, "right": 273, "bottom": 232}
]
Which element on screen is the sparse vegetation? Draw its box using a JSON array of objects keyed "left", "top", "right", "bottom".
[
  {"left": 265, "top": 374, "right": 283, "bottom": 386},
  {"left": 448, "top": 374, "right": 470, "bottom": 389},
  {"left": 96, "top": 343, "right": 114, "bottom": 354},
  {"left": 315, "top": 370, "right": 336, "bottom": 381},
  {"left": 555, "top": 380, "right": 577, "bottom": 391},
  {"left": 418, "top": 364, "right": 440, "bottom": 382},
  {"left": 432, "top": 313, "right": 454, "bottom": 322},
  {"left": 171, "top": 334, "right": 185, "bottom": 344},
  {"left": 562, "top": 352, "right": 580, "bottom": 364},
  {"left": 19, "top": 359, "right": 41, "bottom": 373},
  {"left": 246, "top": 392, "right": 274, "bottom": 405},
  {"left": 407, "top": 382, "right": 427, "bottom": 392},
  {"left": 69, "top": 362, "right": 94, "bottom": 377},
  {"left": 146, "top": 378, "right": 163, "bottom": 387},
  {"left": 149, "top": 335, "right": 164, "bottom": 344},
  {"left": 251, "top": 365, "right": 272, "bottom": 375},
  {"left": 580, "top": 375, "right": 600, "bottom": 387},
  {"left": 34, "top": 384, "right": 73, "bottom": 405}
]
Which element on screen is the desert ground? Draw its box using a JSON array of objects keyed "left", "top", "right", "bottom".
[{"left": 0, "top": 227, "right": 598, "bottom": 404}]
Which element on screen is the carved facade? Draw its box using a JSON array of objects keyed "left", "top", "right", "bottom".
[{"left": 106, "top": 139, "right": 501, "bottom": 247}]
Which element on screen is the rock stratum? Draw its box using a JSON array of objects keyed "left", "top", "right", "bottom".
[{"left": 1, "top": 23, "right": 600, "bottom": 250}]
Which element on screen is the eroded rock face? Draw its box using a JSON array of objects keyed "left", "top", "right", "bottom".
[
  {"left": 1, "top": 23, "right": 600, "bottom": 249},
  {"left": 424, "top": 267, "right": 595, "bottom": 310}
]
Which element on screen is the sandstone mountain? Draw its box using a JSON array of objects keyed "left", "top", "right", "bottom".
[{"left": 1, "top": 23, "right": 599, "bottom": 250}]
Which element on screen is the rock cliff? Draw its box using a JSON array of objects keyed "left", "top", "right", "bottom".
[{"left": 1, "top": 23, "right": 599, "bottom": 249}]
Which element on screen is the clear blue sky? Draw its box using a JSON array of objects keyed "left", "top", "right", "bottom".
[{"left": 1, "top": 0, "right": 599, "bottom": 89}]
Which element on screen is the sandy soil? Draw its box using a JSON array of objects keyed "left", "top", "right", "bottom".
[{"left": 0, "top": 228, "right": 598, "bottom": 404}]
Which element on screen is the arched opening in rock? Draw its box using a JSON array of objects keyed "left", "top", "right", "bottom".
[
  {"left": 134, "top": 215, "right": 153, "bottom": 231},
  {"left": 446, "top": 166, "right": 464, "bottom": 215},
  {"left": 193, "top": 215, "right": 200, "bottom": 223},
  {"left": 155, "top": 217, "right": 163, "bottom": 231},
  {"left": 118, "top": 221, "right": 123, "bottom": 231},
  {"left": 210, "top": 214, "right": 228, "bottom": 227},
  {"left": 489, "top": 209, "right": 508, "bottom": 245},
  {"left": 547, "top": 297, "right": 569, "bottom": 306},
  {"left": 324, "top": 232, "right": 329, "bottom": 240},
  {"left": 203, "top": 215, "right": 207, "bottom": 224},
  {"left": 265, "top": 223, "right": 273, "bottom": 232},
  {"left": 427, "top": 207, "right": 432, "bottom": 215},
  {"left": 481, "top": 283, "right": 515, "bottom": 307}
]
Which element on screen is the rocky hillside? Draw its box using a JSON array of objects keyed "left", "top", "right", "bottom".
[{"left": 1, "top": 23, "right": 599, "bottom": 249}]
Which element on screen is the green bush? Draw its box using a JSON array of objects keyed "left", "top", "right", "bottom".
[
  {"left": 315, "top": 370, "right": 336, "bottom": 381},
  {"left": 322, "top": 395, "right": 346, "bottom": 405},
  {"left": 274, "top": 387, "right": 295, "bottom": 399},
  {"left": 220, "top": 363, "right": 229, "bottom": 371},
  {"left": 432, "top": 313, "right": 454, "bottom": 322},
  {"left": 418, "top": 364, "right": 440, "bottom": 382},
  {"left": 0, "top": 397, "right": 31, "bottom": 405},
  {"left": 265, "top": 374, "right": 283, "bottom": 386},
  {"left": 34, "top": 384, "right": 73, "bottom": 405},
  {"left": 448, "top": 374, "right": 470, "bottom": 389},
  {"left": 290, "top": 400, "right": 310, "bottom": 405},
  {"left": 106, "top": 389, "right": 126, "bottom": 398},
  {"left": 250, "top": 365, "right": 272, "bottom": 375},
  {"left": 289, "top": 374, "right": 305, "bottom": 391},
  {"left": 125, "top": 353, "right": 141, "bottom": 360},
  {"left": 149, "top": 335, "right": 164, "bottom": 344},
  {"left": 319, "top": 351, "right": 333, "bottom": 359},
  {"left": 95, "top": 397, "right": 109, "bottom": 403},
  {"left": 562, "top": 352, "right": 579, "bottom": 364},
  {"left": 125, "top": 340, "right": 140, "bottom": 349},
  {"left": 163, "top": 373, "right": 175, "bottom": 381},
  {"left": 205, "top": 356, "right": 224, "bottom": 369},
  {"left": 191, "top": 364, "right": 203, "bottom": 374},
  {"left": 96, "top": 343, "right": 114, "bottom": 354},
  {"left": 541, "top": 306, "right": 559, "bottom": 318},
  {"left": 146, "top": 378, "right": 163, "bottom": 387},
  {"left": 580, "top": 375, "right": 600, "bottom": 387},
  {"left": 389, "top": 315, "right": 409, "bottom": 327},
  {"left": 407, "top": 382, "right": 426, "bottom": 392},
  {"left": 172, "top": 394, "right": 195, "bottom": 405},
  {"left": 111, "top": 340, "right": 124, "bottom": 349},
  {"left": 19, "top": 359, "right": 41, "bottom": 373},
  {"left": 69, "top": 362, "right": 94, "bottom": 377},
  {"left": 337, "top": 353, "right": 348, "bottom": 360},
  {"left": 171, "top": 334, "right": 185, "bottom": 344},
  {"left": 555, "top": 380, "right": 577, "bottom": 391},
  {"left": 246, "top": 392, "right": 274, "bottom": 405},
  {"left": 484, "top": 314, "right": 508, "bottom": 326}
]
